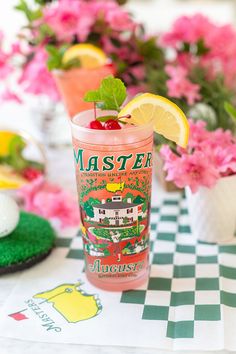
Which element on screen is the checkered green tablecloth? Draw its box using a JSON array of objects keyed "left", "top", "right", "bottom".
[
  {"left": 1, "top": 193, "right": 236, "bottom": 350},
  {"left": 57, "top": 193, "right": 236, "bottom": 342}
]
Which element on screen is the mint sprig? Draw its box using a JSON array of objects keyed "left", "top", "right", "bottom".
[
  {"left": 84, "top": 75, "right": 127, "bottom": 112},
  {"left": 46, "top": 45, "right": 81, "bottom": 71}
]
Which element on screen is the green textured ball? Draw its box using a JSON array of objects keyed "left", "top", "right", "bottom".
[{"left": 0, "top": 211, "right": 55, "bottom": 274}]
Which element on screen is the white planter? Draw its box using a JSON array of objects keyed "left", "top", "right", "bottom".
[{"left": 185, "top": 175, "right": 236, "bottom": 244}]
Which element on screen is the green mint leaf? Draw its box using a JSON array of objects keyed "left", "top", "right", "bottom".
[
  {"left": 96, "top": 115, "right": 117, "bottom": 122},
  {"left": 99, "top": 76, "right": 126, "bottom": 111},
  {"left": 84, "top": 90, "right": 102, "bottom": 102},
  {"left": 46, "top": 45, "right": 68, "bottom": 71},
  {"left": 96, "top": 102, "right": 106, "bottom": 109},
  {"left": 46, "top": 44, "right": 59, "bottom": 57},
  {"left": 84, "top": 75, "right": 127, "bottom": 113},
  {"left": 224, "top": 102, "right": 236, "bottom": 122}
]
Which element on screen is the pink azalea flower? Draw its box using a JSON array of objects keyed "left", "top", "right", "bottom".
[
  {"left": 93, "top": 1, "right": 135, "bottom": 32},
  {"left": 18, "top": 177, "right": 80, "bottom": 229},
  {"left": 43, "top": 0, "right": 94, "bottom": 42},
  {"left": 130, "top": 65, "right": 146, "bottom": 81},
  {"left": 0, "top": 89, "right": 22, "bottom": 104},
  {"left": 18, "top": 47, "right": 59, "bottom": 101},
  {"left": 160, "top": 145, "right": 178, "bottom": 169},
  {"left": 162, "top": 14, "right": 212, "bottom": 47},
  {"left": 161, "top": 121, "right": 236, "bottom": 192},
  {"left": 116, "top": 45, "right": 141, "bottom": 63},
  {"left": 165, "top": 151, "right": 219, "bottom": 193},
  {"left": 187, "top": 120, "right": 210, "bottom": 148},
  {"left": 211, "top": 128, "right": 234, "bottom": 148},
  {"left": 10, "top": 42, "right": 22, "bottom": 56},
  {"left": 106, "top": 8, "right": 135, "bottom": 32},
  {"left": 165, "top": 65, "right": 201, "bottom": 105},
  {"left": 100, "top": 36, "right": 118, "bottom": 55},
  {"left": 211, "top": 146, "right": 236, "bottom": 175},
  {"left": 162, "top": 14, "right": 236, "bottom": 89}
]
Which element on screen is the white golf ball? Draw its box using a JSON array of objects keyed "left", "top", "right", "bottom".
[{"left": 0, "top": 193, "right": 20, "bottom": 238}]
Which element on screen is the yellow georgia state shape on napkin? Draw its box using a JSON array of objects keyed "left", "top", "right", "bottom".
[{"left": 33, "top": 283, "right": 102, "bottom": 323}]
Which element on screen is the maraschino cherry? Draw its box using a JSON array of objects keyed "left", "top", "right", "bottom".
[
  {"left": 88, "top": 120, "right": 104, "bottom": 130},
  {"left": 104, "top": 119, "right": 121, "bottom": 130},
  {"left": 88, "top": 119, "right": 121, "bottom": 130}
]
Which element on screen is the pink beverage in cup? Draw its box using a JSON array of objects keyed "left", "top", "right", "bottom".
[
  {"left": 53, "top": 65, "right": 114, "bottom": 119},
  {"left": 71, "top": 110, "right": 153, "bottom": 291}
]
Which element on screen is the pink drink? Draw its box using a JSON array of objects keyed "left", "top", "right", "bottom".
[
  {"left": 71, "top": 110, "right": 153, "bottom": 291},
  {"left": 53, "top": 66, "right": 114, "bottom": 119}
]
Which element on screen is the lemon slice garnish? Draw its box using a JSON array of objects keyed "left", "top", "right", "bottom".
[
  {"left": 62, "top": 44, "right": 107, "bottom": 69},
  {"left": 118, "top": 93, "right": 189, "bottom": 148}
]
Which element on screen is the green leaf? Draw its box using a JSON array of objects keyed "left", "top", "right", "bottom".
[
  {"left": 46, "top": 44, "right": 69, "bottom": 71},
  {"left": 15, "top": 0, "right": 42, "bottom": 22},
  {"left": 35, "top": 0, "right": 53, "bottom": 4},
  {"left": 224, "top": 102, "right": 236, "bottom": 121},
  {"left": 100, "top": 76, "right": 126, "bottom": 111},
  {"left": 39, "top": 23, "right": 55, "bottom": 37},
  {"left": 46, "top": 44, "right": 59, "bottom": 57},
  {"left": 96, "top": 115, "right": 118, "bottom": 122},
  {"left": 84, "top": 90, "right": 102, "bottom": 102},
  {"left": 110, "top": 37, "right": 122, "bottom": 48},
  {"left": 47, "top": 57, "right": 61, "bottom": 71},
  {"left": 182, "top": 42, "right": 191, "bottom": 53},
  {"left": 138, "top": 37, "right": 165, "bottom": 62},
  {"left": 84, "top": 75, "right": 127, "bottom": 112},
  {"left": 196, "top": 39, "right": 209, "bottom": 56}
]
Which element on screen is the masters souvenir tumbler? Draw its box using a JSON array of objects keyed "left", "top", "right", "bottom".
[{"left": 71, "top": 109, "right": 153, "bottom": 291}]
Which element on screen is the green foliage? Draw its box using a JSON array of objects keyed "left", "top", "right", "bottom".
[
  {"left": 133, "top": 195, "right": 145, "bottom": 204},
  {"left": 190, "top": 67, "right": 234, "bottom": 131},
  {"left": 96, "top": 115, "right": 118, "bottom": 122},
  {"left": 83, "top": 202, "right": 94, "bottom": 218},
  {"left": 115, "top": 0, "right": 128, "bottom": 4},
  {"left": 123, "top": 192, "right": 134, "bottom": 202},
  {"left": 134, "top": 194, "right": 147, "bottom": 212},
  {"left": 224, "top": 102, "right": 236, "bottom": 120},
  {"left": 123, "top": 217, "right": 129, "bottom": 225},
  {"left": 196, "top": 39, "right": 210, "bottom": 56},
  {"left": 138, "top": 37, "right": 165, "bottom": 65},
  {"left": 82, "top": 197, "right": 100, "bottom": 218},
  {"left": 180, "top": 39, "right": 209, "bottom": 56},
  {"left": 46, "top": 45, "right": 81, "bottom": 71},
  {"left": 15, "top": 0, "right": 42, "bottom": 22},
  {"left": 84, "top": 76, "right": 127, "bottom": 112},
  {"left": 224, "top": 102, "right": 236, "bottom": 133},
  {"left": 103, "top": 217, "right": 110, "bottom": 225},
  {"left": 103, "top": 249, "right": 110, "bottom": 256},
  {"left": 35, "top": 0, "right": 53, "bottom": 4},
  {"left": 93, "top": 226, "right": 143, "bottom": 240},
  {"left": 87, "top": 197, "right": 100, "bottom": 206}
]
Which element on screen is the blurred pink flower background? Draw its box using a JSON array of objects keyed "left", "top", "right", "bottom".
[
  {"left": 161, "top": 121, "right": 236, "bottom": 193},
  {"left": 18, "top": 177, "right": 80, "bottom": 229}
]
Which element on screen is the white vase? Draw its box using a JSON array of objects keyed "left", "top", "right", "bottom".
[{"left": 185, "top": 175, "right": 236, "bottom": 244}]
